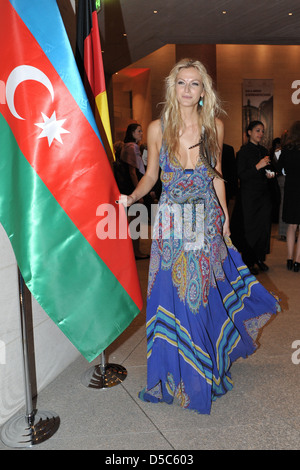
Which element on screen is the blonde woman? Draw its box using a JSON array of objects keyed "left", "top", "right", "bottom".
[{"left": 119, "top": 59, "right": 279, "bottom": 414}]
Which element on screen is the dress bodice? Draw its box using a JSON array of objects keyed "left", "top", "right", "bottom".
[{"left": 158, "top": 142, "right": 215, "bottom": 206}]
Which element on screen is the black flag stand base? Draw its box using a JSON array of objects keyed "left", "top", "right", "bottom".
[
  {"left": 0, "top": 271, "right": 60, "bottom": 448},
  {"left": 81, "top": 350, "right": 127, "bottom": 389}
]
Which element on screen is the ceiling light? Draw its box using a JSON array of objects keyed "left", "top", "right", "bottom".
[{"left": 288, "top": 12, "right": 293, "bottom": 16}]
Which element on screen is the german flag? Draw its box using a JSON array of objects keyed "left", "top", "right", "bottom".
[{"left": 76, "top": 0, "right": 114, "bottom": 161}]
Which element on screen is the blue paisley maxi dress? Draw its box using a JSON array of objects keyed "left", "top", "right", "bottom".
[{"left": 139, "top": 136, "right": 279, "bottom": 415}]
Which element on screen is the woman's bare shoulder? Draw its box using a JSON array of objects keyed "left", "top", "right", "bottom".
[
  {"left": 215, "top": 117, "right": 224, "bottom": 132},
  {"left": 147, "top": 119, "right": 162, "bottom": 146},
  {"left": 148, "top": 119, "right": 162, "bottom": 134}
]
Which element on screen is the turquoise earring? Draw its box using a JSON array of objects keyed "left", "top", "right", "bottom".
[{"left": 199, "top": 98, "right": 204, "bottom": 107}]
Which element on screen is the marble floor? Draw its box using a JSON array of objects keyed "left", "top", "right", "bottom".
[{"left": 1, "top": 225, "right": 300, "bottom": 451}]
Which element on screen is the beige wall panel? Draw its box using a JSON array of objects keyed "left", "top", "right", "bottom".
[{"left": 217, "top": 44, "right": 300, "bottom": 153}]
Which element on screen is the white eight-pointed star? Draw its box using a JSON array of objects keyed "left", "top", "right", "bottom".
[{"left": 35, "top": 111, "right": 70, "bottom": 146}]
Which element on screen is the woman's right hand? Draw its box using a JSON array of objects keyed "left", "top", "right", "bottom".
[{"left": 256, "top": 156, "right": 270, "bottom": 170}]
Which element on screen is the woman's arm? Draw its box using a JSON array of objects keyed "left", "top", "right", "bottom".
[
  {"left": 212, "top": 118, "right": 230, "bottom": 236},
  {"left": 119, "top": 120, "right": 161, "bottom": 207},
  {"left": 237, "top": 146, "right": 270, "bottom": 180}
]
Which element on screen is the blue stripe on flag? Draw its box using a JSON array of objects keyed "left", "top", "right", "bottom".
[{"left": 9, "top": 0, "right": 101, "bottom": 140}]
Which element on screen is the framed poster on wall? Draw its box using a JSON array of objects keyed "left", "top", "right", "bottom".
[{"left": 242, "top": 79, "right": 273, "bottom": 149}]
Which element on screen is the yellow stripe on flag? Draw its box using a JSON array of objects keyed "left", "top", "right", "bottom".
[{"left": 95, "top": 90, "right": 114, "bottom": 160}]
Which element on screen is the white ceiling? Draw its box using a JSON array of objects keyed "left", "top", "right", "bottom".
[{"left": 97, "top": 0, "right": 300, "bottom": 74}]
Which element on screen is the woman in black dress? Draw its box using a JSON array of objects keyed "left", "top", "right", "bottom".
[
  {"left": 233, "top": 120, "right": 275, "bottom": 273},
  {"left": 277, "top": 121, "right": 300, "bottom": 272}
]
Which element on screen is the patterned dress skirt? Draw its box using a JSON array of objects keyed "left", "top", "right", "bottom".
[{"left": 139, "top": 147, "right": 279, "bottom": 414}]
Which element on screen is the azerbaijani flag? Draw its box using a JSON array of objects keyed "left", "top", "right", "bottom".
[
  {"left": 76, "top": 0, "right": 114, "bottom": 161},
  {"left": 0, "top": 0, "right": 143, "bottom": 362}
]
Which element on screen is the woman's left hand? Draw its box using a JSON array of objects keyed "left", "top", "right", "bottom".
[{"left": 223, "top": 218, "right": 231, "bottom": 237}]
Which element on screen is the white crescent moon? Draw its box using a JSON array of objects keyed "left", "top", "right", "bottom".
[{"left": 6, "top": 65, "right": 54, "bottom": 120}]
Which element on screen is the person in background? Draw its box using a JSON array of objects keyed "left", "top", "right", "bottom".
[
  {"left": 234, "top": 120, "right": 275, "bottom": 274},
  {"left": 221, "top": 143, "right": 238, "bottom": 218},
  {"left": 120, "top": 123, "right": 145, "bottom": 193},
  {"left": 118, "top": 59, "right": 279, "bottom": 415},
  {"left": 270, "top": 137, "right": 287, "bottom": 240},
  {"left": 113, "top": 140, "right": 126, "bottom": 193},
  {"left": 141, "top": 143, "right": 162, "bottom": 202},
  {"left": 120, "top": 123, "right": 149, "bottom": 260},
  {"left": 277, "top": 121, "right": 300, "bottom": 272},
  {"left": 267, "top": 138, "right": 281, "bottom": 226}
]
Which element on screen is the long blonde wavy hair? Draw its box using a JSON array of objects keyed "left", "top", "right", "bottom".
[{"left": 161, "top": 58, "right": 224, "bottom": 168}]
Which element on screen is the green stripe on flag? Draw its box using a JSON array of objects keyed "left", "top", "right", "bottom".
[{"left": 0, "top": 113, "right": 139, "bottom": 361}]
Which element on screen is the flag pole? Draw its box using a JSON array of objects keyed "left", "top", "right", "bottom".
[
  {"left": 76, "top": 0, "right": 135, "bottom": 389},
  {"left": 0, "top": 270, "right": 60, "bottom": 448},
  {"left": 81, "top": 350, "right": 127, "bottom": 389}
]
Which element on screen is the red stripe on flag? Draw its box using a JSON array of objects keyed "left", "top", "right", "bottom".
[
  {"left": 83, "top": 10, "right": 105, "bottom": 98},
  {"left": 76, "top": 1, "right": 114, "bottom": 161},
  {"left": 1, "top": 2, "right": 142, "bottom": 309}
]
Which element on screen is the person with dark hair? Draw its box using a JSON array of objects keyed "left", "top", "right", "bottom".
[
  {"left": 118, "top": 60, "right": 279, "bottom": 415},
  {"left": 120, "top": 123, "right": 145, "bottom": 194},
  {"left": 233, "top": 120, "right": 275, "bottom": 273},
  {"left": 277, "top": 121, "right": 300, "bottom": 271},
  {"left": 120, "top": 123, "right": 149, "bottom": 260}
]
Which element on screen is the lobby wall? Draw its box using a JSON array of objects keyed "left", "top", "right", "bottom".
[
  {"left": 216, "top": 44, "right": 300, "bottom": 153},
  {"left": 112, "top": 44, "right": 176, "bottom": 144},
  {"left": 112, "top": 44, "right": 300, "bottom": 154}
]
